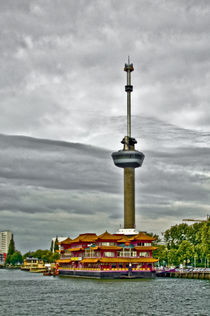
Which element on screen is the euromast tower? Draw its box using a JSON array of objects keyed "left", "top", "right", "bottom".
[{"left": 112, "top": 59, "right": 145, "bottom": 235}]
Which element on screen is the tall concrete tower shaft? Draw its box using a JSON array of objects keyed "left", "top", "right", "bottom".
[
  {"left": 124, "top": 167, "right": 135, "bottom": 228},
  {"left": 112, "top": 59, "right": 145, "bottom": 230}
]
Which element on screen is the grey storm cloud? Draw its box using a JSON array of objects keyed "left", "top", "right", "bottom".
[
  {"left": 0, "top": 0, "right": 209, "bottom": 251},
  {"left": 0, "top": 134, "right": 117, "bottom": 192}
]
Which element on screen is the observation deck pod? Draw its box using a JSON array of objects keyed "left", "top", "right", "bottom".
[{"left": 112, "top": 150, "right": 145, "bottom": 168}]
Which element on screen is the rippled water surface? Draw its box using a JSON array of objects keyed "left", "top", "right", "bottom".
[{"left": 0, "top": 269, "right": 209, "bottom": 316}]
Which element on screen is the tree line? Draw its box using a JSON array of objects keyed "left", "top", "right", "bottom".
[
  {"left": 153, "top": 220, "right": 210, "bottom": 267},
  {"left": 5, "top": 235, "right": 60, "bottom": 266}
]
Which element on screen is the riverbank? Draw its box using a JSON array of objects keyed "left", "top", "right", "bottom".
[
  {"left": 157, "top": 270, "right": 210, "bottom": 280},
  {"left": 0, "top": 265, "right": 21, "bottom": 270}
]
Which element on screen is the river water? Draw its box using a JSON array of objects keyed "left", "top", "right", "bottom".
[{"left": 0, "top": 269, "right": 209, "bottom": 316}]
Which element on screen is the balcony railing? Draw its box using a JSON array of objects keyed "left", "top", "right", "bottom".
[
  {"left": 84, "top": 253, "right": 100, "bottom": 258},
  {"left": 61, "top": 252, "right": 152, "bottom": 259},
  {"left": 118, "top": 251, "right": 137, "bottom": 257}
]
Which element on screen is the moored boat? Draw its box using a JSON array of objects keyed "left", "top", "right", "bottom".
[
  {"left": 21, "top": 257, "right": 47, "bottom": 273},
  {"left": 56, "top": 231, "right": 158, "bottom": 279}
]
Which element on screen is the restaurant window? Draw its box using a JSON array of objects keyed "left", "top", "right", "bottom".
[
  {"left": 140, "top": 252, "right": 149, "bottom": 257},
  {"left": 101, "top": 242, "right": 115, "bottom": 246},
  {"left": 104, "top": 252, "right": 115, "bottom": 257}
]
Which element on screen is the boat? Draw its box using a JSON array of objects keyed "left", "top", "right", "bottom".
[
  {"left": 21, "top": 257, "right": 47, "bottom": 273},
  {"left": 56, "top": 232, "right": 158, "bottom": 279},
  {"left": 43, "top": 264, "right": 58, "bottom": 276}
]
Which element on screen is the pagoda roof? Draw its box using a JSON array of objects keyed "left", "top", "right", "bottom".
[
  {"left": 58, "top": 237, "right": 72, "bottom": 245},
  {"left": 91, "top": 246, "right": 123, "bottom": 251},
  {"left": 56, "top": 259, "right": 71, "bottom": 263},
  {"left": 134, "top": 258, "right": 159, "bottom": 263},
  {"left": 70, "top": 236, "right": 81, "bottom": 243},
  {"left": 70, "top": 233, "right": 98, "bottom": 244},
  {"left": 66, "top": 247, "right": 84, "bottom": 252},
  {"left": 116, "top": 235, "right": 131, "bottom": 243},
  {"left": 130, "top": 232, "right": 156, "bottom": 241},
  {"left": 135, "top": 246, "right": 157, "bottom": 251},
  {"left": 98, "top": 231, "right": 122, "bottom": 241}
]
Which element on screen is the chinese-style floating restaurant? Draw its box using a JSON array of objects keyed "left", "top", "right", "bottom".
[
  {"left": 56, "top": 59, "right": 158, "bottom": 278},
  {"left": 56, "top": 232, "right": 158, "bottom": 278}
]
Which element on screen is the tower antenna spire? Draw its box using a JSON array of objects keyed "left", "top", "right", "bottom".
[{"left": 124, "top": 57, "right": 134, "bottom": 138}]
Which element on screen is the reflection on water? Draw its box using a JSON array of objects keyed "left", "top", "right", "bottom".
[{"left": 0, "top": 269, "right": 209, "bottom": 316}]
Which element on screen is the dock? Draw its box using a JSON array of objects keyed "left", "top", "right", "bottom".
[{"left": 156, "top": 270, "right": 210, "bottom": 280}]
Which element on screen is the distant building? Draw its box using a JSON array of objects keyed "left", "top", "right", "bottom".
[
  {"left": 0, "top": 253, "right": 6, "bottom": 264},
  {"left": 0, "top": 231, "right": 12, "bottom": 262},
  {"left": 0, "top": 231, "right": 12, "bottom": 254},
  {"left": 51, "top": 237, "right": 68, "bottom": 253}
]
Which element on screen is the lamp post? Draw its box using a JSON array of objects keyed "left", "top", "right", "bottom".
[{"left": 194, "top": 255, "right": 196, "bottom": 268}]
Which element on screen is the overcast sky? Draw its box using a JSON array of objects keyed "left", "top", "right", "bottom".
[{"left": 0, "top": 0, "right": 209, "bottom": 252}]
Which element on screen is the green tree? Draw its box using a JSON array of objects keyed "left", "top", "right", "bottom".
[
  {"left": 200, "top": 221, "right": 210, "bottom": 256},
  {"left": 54, "top": 237, "right": 59, "bottom": 252},
  {"left": 42, "top": 250, "right": 53, "bottom": 262},
  {"left": 44, "top": 252, "right": 60, "bottom": 263},
  {"left": 23, "top": 249, "right": 60, "bottom": 263},
  {"left": 33, "top": 249, "right": 45, "bottom": 259},
  {"left": 23, "top": 251, "right": 34, "bottom": 259},
  {"left": 10, "top": 251, "right": 23, "bottom": 265},
  {"left": 164, "top": 223, "right": 189, "bottom": 249},
  {"left": 186, "top": 222, "right": 203, "bottom": 246},
  {"left": 153, "top": 245, "right": 167, "bottom": 266},
  {"left": 5, "top": 255, "right": 11, "bottom": 265},
  {"left": 157, "top": 220, "right": 209, "bottom": 267},
  {"left": 51, "top": 252, "right": 60, "bottom": 262},
  {"left": 177, "top": 240, "right": 194, "bottom": 266},
  {"left": 7, "top": 234, "right": 15, "bottom": 256},
  {"left": 50, "top": 240, "right": 54, "bottom": 252},
  {"left": 167, "top": 248, "right": 179, "bottom": 266},
  {"left": 6, "top": 251, "right": 23, "bottom": 265},
  {"left": 200, "top": 221, "right": 210, "bottom": 266}
]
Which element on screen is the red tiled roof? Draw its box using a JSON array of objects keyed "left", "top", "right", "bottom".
[
  {"left": 98, "top": 231, "right": 122, "bottom": 241},
  {"left": 58, "top": 237, "right": 72, "bottom": 245},
  {"left": 130, "top": 232, "right": 156, "bottom": 241},
  {"left": 91, "top": 246, "right": 122, "bottom": 251},
  {"left": 116, "top": 236, "right": 131, "bottom": 243},
  {"left": 66, "top": 247, "right": 84, "bottom": 252},
  {"left": 70, "top": 233, "right": 98, "bottom": 244},
  {"left": 56, "top": 259, "right": 71, "bottom": 263}
]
